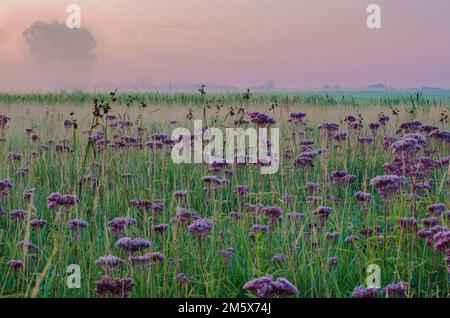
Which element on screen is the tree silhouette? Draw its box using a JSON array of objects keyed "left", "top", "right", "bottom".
[
  {"left": 23, "top": 20, "right": 97, "bottom": 90},
  {"left": 23, "top": 20, "right": 96, "bottom": 66}
]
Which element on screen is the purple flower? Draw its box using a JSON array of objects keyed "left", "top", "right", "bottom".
[
  {"left": 68, "top": 219, "right": 88, "bottom": 232},
  {"left": 369, "top": 122, "right": 380, "bottom": 132},
  {"left": 328, "top": 256, "right": 339, "bottom": 268},
  {"left": 357, "top": 136, "right": 375, "bottom": 145},
  {"left": 95, "top": 255, "right": 125, "bottom": 271},
  {"left": 383, "top": 136, "right": 397, "bottom": 149},
  {"left": 7, "top": 152, "right": 22, "bottom": 162},
  {"left": 218, "top": 248, "right": 235, "bottom": 261},
  {"left": 23, "top": 188, "right": 35, "bottom": 203},
  {"left": 378, "top": 114, "right": 390, "bottom": 126},
  {"left": 397, "top": 217, "right": 417, "bottom": 231},
  {"left": 398, "top": 120, "right": 422, "bottom": 134},
  {"left": 10, "top": 209, "right": 27, "bottom": 220},
  {"left": 420, "top": 125, "right": 438, "bottom": 134},
  {"left": 130, "top": 252, "right": 164, "bottom": 265},
  {"left": 332, "top": 131, "right": 347, "bottom": 142},
  {"left": 153, "top": 223, "right": 170, "bottom": 234},
  {"left": 249, "top": 224, "right": 269, "bottom": 238},
  {"left": 248, "top": 111, "right": 276, "bottom": 126},
  {"left": 0, "top": 179, "right": 12, "bottom": 192},
  {"left": 234, "top": 185, "right": 249, "bottom": 196},
  {"left": 229, "top": 211, "right": 241, "bottom": 219},
  {"left": 262, "top": 206, "right": 282, "bottom": 223},
  {"left": 176, "top": 273, "right": 193, "bottom": 284},
  {"left": 344, "top": 235, "right": 359, "bottom": 244},
  {"left": 429, "top": 129, "right": 450, "bottom": 143},
  {"left": 354, "top": 191, "right": 372, "bottom": 204},
  {"left": 326, "top": 231, "right": 340, "bottom": 242},
  {"left": 422, "top": 217, "right": 439, "bottom": 227},
  {"left": 427, "top": 203, "right": 446, "bottom": 216},
  {"left": 306, "top": 182, "right": 320, "bottom": 193},
  {"left": 313, "top": 206, "right": 332, "bottom": 220},
  {"left": 344, "top": 115, "right": 357, "bottom": 123},
  {"left": 47, "top": 192, "right": 78, "bottom": 209},
  {"left": 392, "top": 137, "right": 422, "bottom": 156},
  {"left": 129, "top": 199, "right": 152, "bottom": 211},
  {"left": 318, "top": 122, "right": 339, "bottom": 135},
  {"left": 116, "top": 237, "right": 151, "bottom": 253},
  {"left": 385, "top": 281, "right": 409, "bottom": 298},
  {"left": 107, "top": 217, "right": 137, "bottom": 234},
  {"left": 173, "top": 190, "right": 188, "bottom": 198},
  {"left": 245, "top": 203, "right": 264, "bottom": 213},
  {"left": 370, "top": 175, "right": 406, "bottom": 197},
  {"left": 29, "top": 219, "right": 47, "bottom": 228},
  {"left": 288, "top": 112, "right": 306, "bottom": 125},
  {"left": 243, "top": 275, "right": 299, "bottom": 298},
  {"left": 202, "top": 175, "right": 223, "bottom": 189},
  {"left": 7, "top": 259, "right": 24, "bottom": 270},
  {"left": 352, "top": 286, "right": 379, "bottom": 298},
  {"left": 187, "top": 218, "right": 213, "bottom": 238},
  {"left": 95, "top": 276, "right": 135, "bottom": 298},
  {"left": 328, "top": 170, "right": 348, "bottom": 185},
  {"left": 272, "top": 253, "right": 288, "bottom": 266}
]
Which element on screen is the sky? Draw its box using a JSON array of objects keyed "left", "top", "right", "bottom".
[{"left": 1, "top": 0, "right": 450, "bottom": 91}]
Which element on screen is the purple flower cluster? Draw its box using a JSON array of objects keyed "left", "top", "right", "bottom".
[
  {"left": 288, "top": 112, "right": 306, "bottom": 125},
  {"left": 187, "top": 218, "right": 213, "bottom": 238},
  {"left": 397, "top": 120, "right": 422, "bottom": 134},
  {"left": 47, "top": 192, "right": 79, "bottom": 209},
  {"left": 249, "top": 224, "right": 269, "bottom": 238},
  {"left": 115, "top": 237, "right": 151, "bottom": 253},
  {"left": 351, "top": 286, "right": 379, "bottom": 298},
  {"left": 428, "top": 129, "right": 450, "bottom": 143},
  {"left": 10, "top": 209, "right": 27, "bottom": 220},
  {"left": 354, "top": 191, "right": 372, "bottom": 204},
  {"left": 385, "top": 281, "right": 409, "bottom": 298},
  {"left": 107, "top": 217, "right": 137, "bottom": 234},
  {"left": 370, "top": 175, "right": 406, "bottom": 197},
  {"left": 262, "top": 206, "right": 282, "bottom": 223},
  {"left": 95, "top": 255, "right": 125, "bottom": 271},
  {"left": 329, "top": 170, "right": 356, "bottom": 185},
  {"left": 248, "top": 112, "right": 276, "bottom": 126},
  {"left": 243, "top": 275, "right": 298, "bottom": 298},
  {"left": 397, "top": 217, "right": 417, "bottom": 231},
  {"left": 95, "top": 276, "right": 135, "bottom": 298},
  {"left": 68, "top": 219, "right": 88, "bottom": 232},
  {"left": 7, "top": 259, "right": 24, "bottom": 270},
  {"left": 0, "top": 179, "right": 13, "bottom": 197}
]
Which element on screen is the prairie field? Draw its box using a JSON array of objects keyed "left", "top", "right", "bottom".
[{"left": 0, "top": 93, "right": 449, "bottom": 298}]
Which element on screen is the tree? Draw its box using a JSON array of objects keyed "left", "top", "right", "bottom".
[{"left": 23, "top": 20, "right": 97, "bottom": 90}]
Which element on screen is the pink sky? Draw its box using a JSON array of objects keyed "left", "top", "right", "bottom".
[{"left": 1, "top": 0, "right": 450, "bottom": 90}]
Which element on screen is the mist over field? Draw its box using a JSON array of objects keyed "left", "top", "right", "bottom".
[{"left": 1, "top": 0, "right": 450, "bottom": 91}]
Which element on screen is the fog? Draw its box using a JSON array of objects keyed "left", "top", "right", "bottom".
[{"left": 1, "top": 0, "right": 450, "bottom": 92}]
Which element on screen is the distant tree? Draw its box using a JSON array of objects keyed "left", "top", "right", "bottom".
[
  {"left": 23, "top": 20, "right": 97, "bottom": 90},
  {"left": 23, "top": 20, "right": 96, "bottom": 66}
]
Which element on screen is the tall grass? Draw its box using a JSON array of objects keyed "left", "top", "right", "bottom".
[
  {"left": 0, "top": 91, "right": 447, "bottom": 108},
  {"left": 0, "top": 98, "right": 448, "bottom": 298}
]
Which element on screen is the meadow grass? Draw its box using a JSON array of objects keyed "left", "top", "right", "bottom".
[
  {"left": 0, "top": 97, "right": 449, "bottom": 298},
  {"left": 0, "top": 90, "right": 448, "bottom": 108}
]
